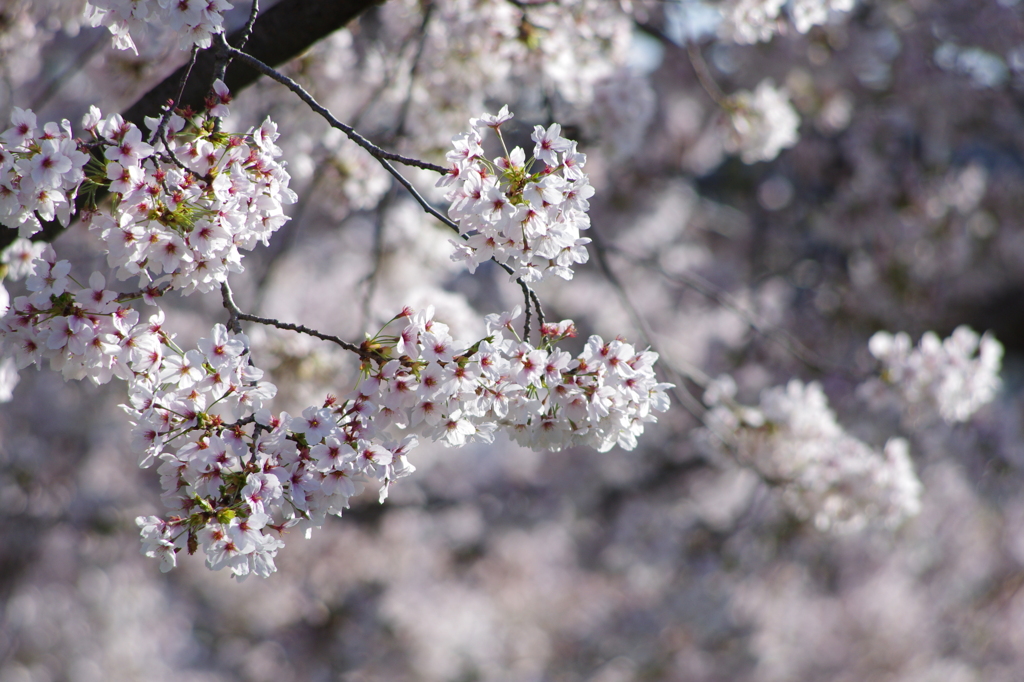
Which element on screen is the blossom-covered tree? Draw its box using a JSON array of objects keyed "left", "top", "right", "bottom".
[{"left": 0, "top": 0, "right": 1021, "bottom": 679}]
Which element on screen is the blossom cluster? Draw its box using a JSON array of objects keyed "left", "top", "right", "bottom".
[
  {"left": 867, "top": 325, "right": 1003, "bottom": 424},
  {"left": 724, "top": 79, "right": 800, "bottom": 164},
  {"left": 1, "top": 237, "right": 46, "bottom": 282},
  {"left": 0, "top": 107, "right": 91, "bottom": 237},
  {"left": 705, "top": 377, "right": 922, "bottom": 533},
  {"left": 84, "top": 100, "right": 295, "bottom": 295},
  {"left": 0, "top": 245, "right": 143, "bottom": 384},
  {"left": 128, "top": 323, "right": 285, "bottom": 578},
  {"left": 125, "top": 305, "right": 670, "bottom": 578},
  {"left": 439, "top": 107, "right": 595, "bottom": 283},
  {"left": 84, "top": 0, "right": 234, "bottom": 53},
  {"left": 127, "top": 317, "right": 415, "bottom": 578},
  {"left": 0, "top": 90, "right": 673, "bottom": 578},
  {"left": 370, "top": 0, "right": 638, "bottom": 152},
  {"left": 0, "top": 238, "right": 47, "bottom": 401},
  {"left": 0, "top": 93, "right": 295, "bottom": 296},
  {"left": 719, "top": 0, "right": 858, "bottom": 44},
  {"left": 380, "top": 305, "right": 672, "bottom": 454}
]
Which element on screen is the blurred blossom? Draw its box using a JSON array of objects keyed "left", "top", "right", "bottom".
[
  {"left": 665, "top": 0, "right": 723, "bottom": 45},
  {"left": 724, "top": 79, "right": 800, "bottom": 163},
  {"left": 935, "top": 43, "right": 1009, "bottom": 88},
  {"left": 718, "top": 0, "right": 858, "bottom": 44},
  {"left": 815, "top": 89, "right": 854, "bottom": 132},
  {"left": 867, "top": 326, "right": 1003, "bottom": 425},
  {"left": 0, "top": 356, "right": 17, "bottom": 401},
  {"left": 705, "top": 379, "right": 922, "bottom": 533}
]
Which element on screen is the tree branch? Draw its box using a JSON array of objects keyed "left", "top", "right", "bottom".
[
  {"left": 224, "top": 46, "right": 448, "bottom": 175},
  {"left": 123, "top": 0, "right": 384, "bottom": 129},
  {"left": 220, "top": 280, "right": 376, "bottom": 361},
  {"left": 587, "top": 221, "right": 707, "bottom": 423}
]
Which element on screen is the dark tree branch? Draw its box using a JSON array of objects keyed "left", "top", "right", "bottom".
[{"left": 122, "top": 0, "right": 383, "bottom": 129}]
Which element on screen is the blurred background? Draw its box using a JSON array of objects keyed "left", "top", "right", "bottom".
[{"left": 3, "top": 0, "right": 1024, "bottom": 679}]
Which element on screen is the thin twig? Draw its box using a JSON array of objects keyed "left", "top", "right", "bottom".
[
  {"left": 225, "top": 50, "right": 458, "bottom": 230},
  {"left": 506, "top": 0, "right": 559, "bottom": 7},
  {"left": 149, "top": 45, "right": 200, "bottom": 147},
  {"left": 220, "top": 281, "right": 244, "bottom": 335},
  {"left": 114, "top": 283, "right": 173, "bottom": 303},
  {"left": 224, "top": 47, "right": 448, "bottom": 174},
  {"left": 490, "top": 257, "right": 544, "bottom": 343},
  {"left": 659, "top": 264, "right": 838, "bottom": 375},
  {"left": 687, "top": 43, "right": 731, "bottom": 109},
  {"left": 225, "top": 414, "right": 257, "bottom": 429},
  {"left": 394, "top": 2, "right": 435, "bottom": 139},
  {"left": 359, "top": 188, "right": 395, "bottom": 330},
  {"left": 220, "top": 279, "right": 266, "bottom": 465},
  {"left": 588, "top": 222, "right": 708, "bottom": 423},
  {"left": 210, "top": 34, "right": 235, "bottom": 132},
  {"left": 159, "top": 127, "right": 193, "bottom": 174},
  {"left": 210, "top": 0, "right": 265, "bottom": 131},
  {"left": 609, "top": 242, "right": 854, "bottom": 379},
  {"left": 220, "top": 280, "right": 375, "bottom": 360},
  {"left": 237, "top": 314, "right": 375, "bottom": 360}
]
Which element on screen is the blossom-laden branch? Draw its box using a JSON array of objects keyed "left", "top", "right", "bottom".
[
  {"left": 126, "top": 303, "right": 669, "bottom": 579},
  {"left": 866, "top": 326, "right": 1003, "bottom": 425},
  {"left": 202, "top": 59, "right": 550, "bottom": 341},
  {"left": 0, "top": 236, "right": 672, "bottom": 581},
  {"left": 0, "top": 100, "right": 672, "bottom": 580},
  {"left": 697, "top": 323, "right": 1003, "bottom": 534}
]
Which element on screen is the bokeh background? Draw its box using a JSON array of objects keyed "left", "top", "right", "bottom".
[{"left": 4, "top": 0, "right": 1024, "bottom": 679}]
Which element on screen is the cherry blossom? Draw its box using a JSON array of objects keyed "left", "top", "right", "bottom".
[
  {"left": 705, "top": 379, "right": 923, "bottom": 533},
  {"left": 85, "top": 0, "right": 235, "bottom": 53},
  {"left": 724, "top": 79, "right": 800, "bottom": 164},
  {"left": 87, "top": 301, "right": 671, "bottom": 578},
  {"left": 866, "top": 326, "right": 1003, "bottom": 425},
  {"left": 440, "top": 108, "right": 595, "bottom": 282}
]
